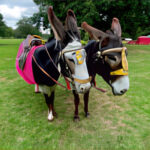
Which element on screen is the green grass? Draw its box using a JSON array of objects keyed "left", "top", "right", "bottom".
[{"left": 0, "top": 39, "right": 150, "bottom": 150}]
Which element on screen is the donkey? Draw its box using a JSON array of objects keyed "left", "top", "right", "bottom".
[
  {"left": 71, "top": 18, "right": 129, "bottom": 121},
  {"left": 16, "top": 6, "right": 91, "bottom": 121}
]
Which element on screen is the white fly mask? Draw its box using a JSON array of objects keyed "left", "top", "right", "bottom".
[{"left": 62, "top": 40, "right": 91, "bottom": 93}]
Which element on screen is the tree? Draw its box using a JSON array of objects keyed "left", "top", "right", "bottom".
[
  {"left": 0, "top": 13, "right": 14, "bottom": 37},
  {"left": 94, "top": 0, "right": 150, "bottom": 39},
  {"left": 14, "top": 17, "right": 42, "bottom": 38},
  {"left": 32, "top": 0, "right": 150, "bottom": 39},
  {"left": 0, "top": 13, "right": 7, "bottom": 37},
  {"left": 4, "top": 27, "right": 14, "bottom": 37}
]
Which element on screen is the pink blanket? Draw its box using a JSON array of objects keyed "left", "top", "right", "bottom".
[{"left": 16, "top": 42, "right": 43, "bottom": 84}]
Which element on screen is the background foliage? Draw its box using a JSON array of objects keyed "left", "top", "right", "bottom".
[
  {"left": 0, "top": 0, "right": 150, "bottom": 39},
  {"left": 14, "top": 17, "right": 41, "bottom": 38},
  {"left": 33, "top": 0, "right": 150, "bottom": 39},
  {"left": 0, "top": 13, "right": 14, "bottom": 38}
]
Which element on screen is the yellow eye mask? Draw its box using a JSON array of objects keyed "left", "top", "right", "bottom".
[
  {"left": 110, "top": 47, "right": 128, "bottom": 76},
  {"left": 76, "top": 50, "right": 84, "bottom": 64}
]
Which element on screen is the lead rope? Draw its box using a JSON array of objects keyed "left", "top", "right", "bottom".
[
  {"left": 93, "top": 86, "right": 106, "bottom": 93},
  {"left": 91, "top": 77, "right": 106, "bottom": 93}
]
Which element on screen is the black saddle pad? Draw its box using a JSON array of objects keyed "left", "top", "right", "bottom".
[{"left": 32, "top": 39, "right": 61, "bottom": 86}]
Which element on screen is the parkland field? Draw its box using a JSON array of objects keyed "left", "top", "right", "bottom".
[{"left": 0, "top": 39, "right": 150, "bottom": 150}]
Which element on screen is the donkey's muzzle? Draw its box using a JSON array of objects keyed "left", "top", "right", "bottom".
[
  {"left": 79, "top": 82, "right": 91, "bottom": 93},
  {"left": 74, "top": 76, "right": 91, "bottom": 93}
]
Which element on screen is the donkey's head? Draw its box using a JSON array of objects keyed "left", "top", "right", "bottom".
[
  {"left": 48, "top": 7, "right": 91, "bottom": 93},
  {"left": 82, "top": 18, "right": 129, "bottom": 95}
]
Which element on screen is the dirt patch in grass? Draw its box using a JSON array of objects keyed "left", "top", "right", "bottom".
[
  {"left": 8, "top": 78, "right": 19, "bottom": 83},
  {"left": 5, "top": 58, "right": 15, "bottom": 61},
  {"left": 92, "top": 89, "right": 129, "bottom": 131},
  {"left": 65, "top": 96, "right": 74, "bottom": 113},
  {"left": 129, "top": 49, "right": 150, "bottom": 55},
  {"left": 136, "top": 50, "right": 150, "bottom": 54},
  {"left": 0, "top": 76, "right": 6, "bottom": 81}
]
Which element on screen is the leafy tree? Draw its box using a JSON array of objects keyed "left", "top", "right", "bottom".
[
  {"left": 4, "top": 27, "right": 14, "bottom": 37},
  {"left": 0, "top": 13, "right": 7, "bottom": 37},
  {"left": 32, "top": 0, "right": 99, "bottom": 29},
  {"left": 0, "top": 13, "right": 14, "bottom": 37},
  {"left": 14, "top": 17, "right": 42, "bottom": 38},
  {"left": 32, "top": 0, "right": 150, "bottom": 39},
  {"left": 94, "top": 0, "right": 150, "bottom": 39}
]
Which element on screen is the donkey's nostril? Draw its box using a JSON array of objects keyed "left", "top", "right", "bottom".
[
  {"left": 120, "top": 89, "right": 127, "bottom": 94},
  {"left": 80, "top": 87, "right": 84, "bottom": 91},
  {"left": 80, "top": 85, "right": 86, "bottom": 92}
]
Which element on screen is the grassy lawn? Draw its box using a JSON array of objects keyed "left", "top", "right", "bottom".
[{"left": 0, "top": 39, "right": 150, "bottom": 150}]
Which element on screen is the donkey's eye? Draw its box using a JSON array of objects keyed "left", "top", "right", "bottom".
[
  {"left": 72, "top": 52, "right": 76, "bottom": 55},
  {"left": 108, "top": 55, "right": 116, "bottom": 61}
]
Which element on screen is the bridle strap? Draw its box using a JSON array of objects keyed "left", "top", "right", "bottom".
[
  {"left": 62, "top": 48, "right": 82, "bottom": 55},
  {"left": 74, "top": 76, "right": 92, "bottom": 84}
]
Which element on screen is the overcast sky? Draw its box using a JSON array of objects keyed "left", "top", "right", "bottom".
[{"left": 0, "top": 0, "right": 39, "bottom": 29}]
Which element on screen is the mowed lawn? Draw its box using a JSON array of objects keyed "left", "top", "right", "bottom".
[{"left": 0, "top": 39, "right": 150, "bottom": 150}]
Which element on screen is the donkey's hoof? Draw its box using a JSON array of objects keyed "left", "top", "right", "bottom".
[
  {"left": 73, "top": 116, "right": 80, "bottom": 122},
  {"left": 48, "top": 117, "right": 54, "bottom": 122},
  {"left": 48, "top": 110, "right": 54, "bottom": 121},
  {"left": 48, "top": 115, "right": 54, "bottom": 121},
  {"left": 85, "top": 112, "right": 90, "bottom": 118}
]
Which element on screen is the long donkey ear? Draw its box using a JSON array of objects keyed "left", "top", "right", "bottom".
[
  {"left": 82, "top": 22, "right": 110, "bottom": 48},
  {"left": 81, "top": 22, "right": 107, "bottom": 41},
  {"left": 111, "top": 18, "right": 122, "bottom": 37},
  {"left": 48, "top": 6, "right": 66, "bottom": 41},
  {"left": 65, "top": 9, "right": 80, "bottom": 40}
]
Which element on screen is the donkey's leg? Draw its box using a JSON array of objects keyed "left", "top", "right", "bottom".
[
  {"left": 44, "top": 91, "right": 56, "bottom": 121},
  {"left": 73, "top": 90, "right": 80, "bottom": 121},
  {"left": 84, "top": 90, "right": 90, "bottom": 117}
]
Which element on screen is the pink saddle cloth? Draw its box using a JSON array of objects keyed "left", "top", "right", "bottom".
[{"left": 16, "top": 42, "right": 43, "bottom": 84}]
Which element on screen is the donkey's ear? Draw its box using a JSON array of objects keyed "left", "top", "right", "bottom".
[
  {"left": 48, "top": 6, "right": 66, "bottom": 41},
  {"left": 81, "top": 22, "right": 107, "bottom": 41},
  {"left": 111, "top": 18, "right": 122, "bottom": 37},
  {"left": 65, "top": 9, "right": 80, "bottom": 40}
]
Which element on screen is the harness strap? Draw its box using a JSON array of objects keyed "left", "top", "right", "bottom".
[
  {"left": 32, "top": 55, "right": 70, "bottom": 90},
  {"left": 74, "top": 76, "right": 92, "bottom": 84},
  {"left": 45, "top": 45, "right": 60, "bottom": 73}
]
